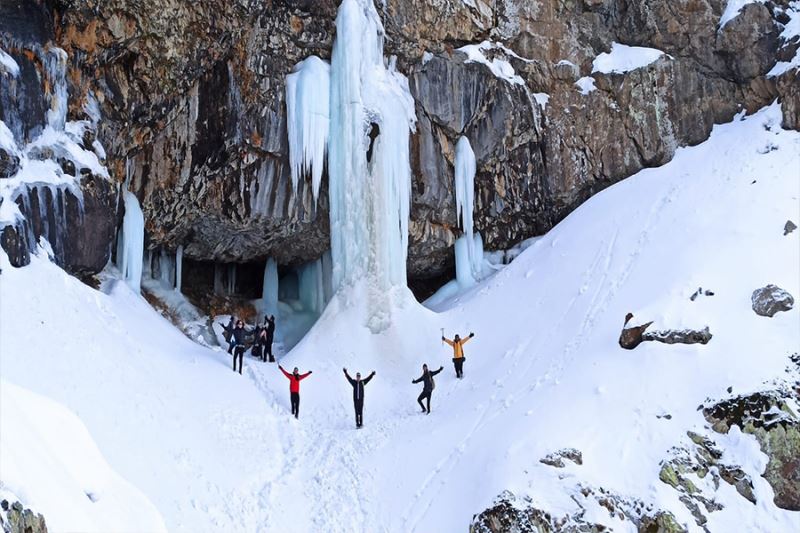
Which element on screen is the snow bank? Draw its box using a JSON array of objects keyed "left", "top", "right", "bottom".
[
  {"left": 0, "top": 380, "right": 166, "bottom": 532},
  {"left": 592, "top": 42, "right": 665, "bottom": 74}
]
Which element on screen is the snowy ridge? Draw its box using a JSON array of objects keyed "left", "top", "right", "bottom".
[
  {"left": 592, "top": 42, "right": 666, "bottom": 74},
  {"left": 1, "top": 104, "right": 797, "bottom": 532},
  {"left": 0, "top": 380, "right": 166, "bottom": 532}
]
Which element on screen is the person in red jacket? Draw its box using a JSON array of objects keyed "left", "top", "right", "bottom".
[{"left": 279, "top": 365, "right": 312, "bottom": 418}]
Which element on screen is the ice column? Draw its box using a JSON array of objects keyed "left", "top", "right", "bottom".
[
  {"left": 328, "top": 0, "right": 416, "bottom": 325},
  {"left": 453, "top": 136, "right": 483, "bottom": 287},
  {"left": 262, "top": 257, "right": 279, "bottom": 315},
  {"left": 286, "top": 56, "right": 330, "bottom": 202},
  {"left": 45, "top": 48, "right": 68, "bottom": 131},
  {"left": 118, "top": 191, "right": 145, "bottom": 293},
  {"left": 175, "top": 245, "right": 183, "bottom": 291}
]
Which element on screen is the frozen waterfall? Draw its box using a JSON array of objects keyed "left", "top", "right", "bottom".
[
  {"left": 117, "top": 191, "right": 145, "bottom": 293},
  {"left": 286, "top": 56, "right": 330, "bottom": 203},
  {"left": 454, "top": 136, "right": 484, "bottom": 287},
  {"left": 327, "top": 0, "right": 416, "bottom": 329}
]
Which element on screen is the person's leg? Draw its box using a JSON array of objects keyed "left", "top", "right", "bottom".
[
  {"left": 295, "top": 393, "right": 300, "bottom": 418},
  {"left": 355, "top": 399, "right": 363, "bottom": 427},
  {"left": 417, "top": 392, "right": 426, "bottom": 412},
  {"left": 426, "top": 393, "right": 431, "bottom": 413},
  {"left": 232, "top": 350, "right": 236, "bottom": 372},
  {"left": 237, "top": 350, "right": 243, "bottom": 374},
  {"left": 456, "top": 358, "right": 464, "bottom": 378}
]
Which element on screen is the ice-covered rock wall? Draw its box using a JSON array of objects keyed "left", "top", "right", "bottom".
[{"left": 0, "top": 35, "right": 115, "bottom": 275}]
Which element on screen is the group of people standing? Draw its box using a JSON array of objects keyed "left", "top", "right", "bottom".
[
  {"left": 268, "top": 331, "right": 477, "bottom": 428},
  {"left": 218, "top": 317, "right": 477, "bottom": 428},
  {"left": 220, "top": 315, "right": 276, "bottom": 374}
]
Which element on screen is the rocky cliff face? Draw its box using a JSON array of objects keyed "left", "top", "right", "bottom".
[{"left": 1, "top": 0, "right": 798, "bottom": 289}]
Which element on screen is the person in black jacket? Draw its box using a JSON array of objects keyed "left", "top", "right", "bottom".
[
  {"left": 220, "top": 317, "right": 235, "bottom": 353},
  {"left": 412, "top": 364, "right": 443, "bottom": 414},
  {"left": 230, "top": 320, "right": 250, "bottom": 374},
  {"left": 264, "top": 315, "right": 276, "bottom": 362},
  {"left": 343, "top": 368, "right": 375, "bottom": 428}
]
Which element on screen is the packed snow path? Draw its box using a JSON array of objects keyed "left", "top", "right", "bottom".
[{"left": 1, "top": 105, "right": 798, "bottom": 532}]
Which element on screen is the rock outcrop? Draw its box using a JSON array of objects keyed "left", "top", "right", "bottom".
[
  {"left": 751, "top": 284, "right": 795, "bottom": 317},
  {"left": 0, "top": 500, "right": 48, "bottom": 533},
  {"left": 704, "top": 390, "right": 800, "bottom": 511},
  {"left": 619, "top": 313, "right": 712, "bottom": 349},
  {"left": 2, "top": 0, "right": 798, "bottom": 288},
  {"left": 470, "top": 489, "right": 686, "bottom": 533}
]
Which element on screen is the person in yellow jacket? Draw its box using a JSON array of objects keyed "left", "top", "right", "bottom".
[{"left": 442, "top": 332, "right": 475, "bottom": 379}]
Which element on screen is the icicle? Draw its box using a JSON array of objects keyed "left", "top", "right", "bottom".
[
  {"left": 45, "top": 48, "right": 68, "bottom": 131},
  {"left": 262, "top": 257, "right": 279, "bottom": 315},
  {"left": 213, "top": 264, "right": 224, "bottom": 295},
  {"left": 453, "top": 136, "right": 483, "bottom": 287},
  {"left": 175, "top": 245, "right": 183, "bottom": 292},
  {"left": 226, "top": 264, "right": 236, "bottom": 295},
  {"left": 321, "top": 250, "right": 333, "bottom": 303},
  {"left": 158, "top": 249, "right": 175, "bottom": 288},
  {"left": 286, "top": 56, "right": 330, "bottom": 202},
  {"left": 297, "top": 258, "right": 327, "bottom": 314},
  {"left": 328, "top": 0, "right": 416, "bottom": 330},
  {"left": 118, "top": 191, "right": 145, "bottom": 293}
]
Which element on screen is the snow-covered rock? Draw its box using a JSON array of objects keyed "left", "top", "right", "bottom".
[{"left": 751, "top": 284, "right": 795, "bottom": 317}]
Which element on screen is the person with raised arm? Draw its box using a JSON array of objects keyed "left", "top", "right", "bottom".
[
  {"left": 279, "top": 365, "right": 312, "bottom": 418},
  {"left": 412, "top": 363, "right": 443, "bottom": 414},
  {"left": 343, "top": 368, "right": 376, "bottom": 428},
  {"left": 442, "top": 331, "right": 475, "bottom": 379}
]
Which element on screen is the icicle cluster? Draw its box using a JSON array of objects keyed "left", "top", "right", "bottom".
[{"left": 286, "top": 56, "right": 330, "bottom": 203}]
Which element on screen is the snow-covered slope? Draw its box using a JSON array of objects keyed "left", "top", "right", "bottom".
[{"left": 1, "top": 104, "right": 798, "bottom": 531}]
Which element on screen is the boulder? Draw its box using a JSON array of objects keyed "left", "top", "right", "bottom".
[{"left": 751, "top": 285, "right": 795, "bottom": 317}]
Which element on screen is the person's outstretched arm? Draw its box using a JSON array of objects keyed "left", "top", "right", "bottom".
[
  {"left": 461, "top": 332, "right": 475, "bottom": 345},
  {"left": 442, "top": 337, "right": 454, "bottom": 347},
  {"left": 363, "top": 371, "right": 375, "bottom": 385},
  {"left": 412, "top": 374, "right": 422, "bottom": 384},
  {"left": 343, "top": 369, "right": 355, "bottom": 385},
  {"left": 298, "top": 371, "right": 312, "bottom": 380},
  {"left": 430, "top": 367, "right": 443, "bottom": 377},
  {"left": 279, "top": 366, "right": 292, "bottom": 379}
]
